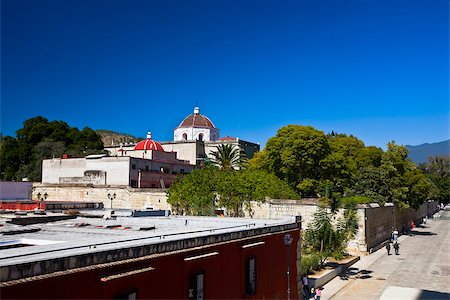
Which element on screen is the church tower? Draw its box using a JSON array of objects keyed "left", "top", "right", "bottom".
[{"left": 174, "top": 107, "right": 219, "bottom": 142}]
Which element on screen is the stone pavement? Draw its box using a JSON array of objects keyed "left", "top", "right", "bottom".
[{"left": 319, "top": 210, "right": 450, "bottom": 300}]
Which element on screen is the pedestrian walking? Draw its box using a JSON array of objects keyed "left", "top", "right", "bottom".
[
  {"left": 393, "top": 241, "right": 399, "bottom": 255},
  {"left": 392, "top": 229, "right": 399, "bottom": 242},
  {"left": 386, "top": 241, "right": 391, "bottom": 255},
  {"left": 302, "top": 275, "right": 309, "bottom": 297},
  {"left": 315, "top": 287, "right": 322, "bottom": 300},
  {"left": 310, "top": 287, "right": 315, "bottom": 300}
]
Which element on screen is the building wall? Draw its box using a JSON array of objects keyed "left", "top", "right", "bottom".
[
  {"left": 42, "top": 157, "right": 131, "bottom": 186},
  {"left": 161, "top": 141, "right": 205, "bottom": 165},
  {"left": 33, "top": 184, "right": 170, "bottom": 210},
  {"left": 0, "top": 181, "right": 33, "bottom": 201},
  {"left": 1, "top": 223, "right": 301, "bottom": 300}
]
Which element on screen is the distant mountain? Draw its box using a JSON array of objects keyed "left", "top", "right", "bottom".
[
  {"left": 95, "top": 130, "right": 142, "bottom": 147},
  {"left": 406, "top": 140, "right": 450, "bottom": 164}
]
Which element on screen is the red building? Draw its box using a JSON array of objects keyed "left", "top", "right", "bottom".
[{"left": 0, "top": 213, "right": 301, "bottom": 299}]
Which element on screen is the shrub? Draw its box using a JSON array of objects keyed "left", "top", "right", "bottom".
[{"left": 301, "top": 253, "right": 322, "bottom": 274}]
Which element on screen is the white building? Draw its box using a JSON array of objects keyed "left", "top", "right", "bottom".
[
  {"left": 106, "top": 107, "right": 260, "bottom": 166},
  {"left": 43, "top": 135, "right": 196, "bottom": 188}
]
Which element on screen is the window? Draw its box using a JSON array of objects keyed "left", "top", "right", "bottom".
[
  {"left": 114, "top": 290, "right": 137, "bottom": 300},
  {"left": 145, "top": 166, "right": 149, "bottom": 171},
  {"left": 198, "top": 133, "right": 204, "bottom": 141},
  {"left": 132, "top": 164, "right": 136, "bottom": 170},
  {"left": 246, "top": 257, "right": 256, "bottom": 295},
  {"left": 188, "top": 273, "right": 204, "bottom": 300},
  {"left": 183, "top": 133, "right": 188, "bottom": 141}
]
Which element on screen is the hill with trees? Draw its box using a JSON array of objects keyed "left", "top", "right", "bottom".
[
  {"left": 95, "top": 130, "right": 142, "bottom": 147},
  {"left": 0, "top": 116, "right": 104, "bottom": 182}
]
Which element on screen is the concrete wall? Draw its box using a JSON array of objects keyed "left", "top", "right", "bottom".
[
  {"left": 0, "top": 181, "right": 33, "bottom": 200},
  {"left": 42, "top": 157, "right": 131, "bottom": 185}
]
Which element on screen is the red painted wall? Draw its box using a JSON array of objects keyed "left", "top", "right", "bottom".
[
  {"left": 0, "top": 201, "right": 40, "bottom": 210},
  {"left": 2, "top": 228, "right": 300, "bottom": 299}
]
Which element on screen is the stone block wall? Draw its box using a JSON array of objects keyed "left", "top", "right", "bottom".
[{"left": 33, "top": 184, "right": 170, "bottom": 211}]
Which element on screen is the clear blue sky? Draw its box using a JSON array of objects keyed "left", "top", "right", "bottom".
[{"left": 2, "top": 0, "right": 449, "bottom": 148}]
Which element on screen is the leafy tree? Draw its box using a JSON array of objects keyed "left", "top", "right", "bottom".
[
  {"left": 167, "top": 168, "right": 299, "bottom": 216},
  {"left": 380, "top": 142, "right": 432, "bottom": 209},
  {"left": 419, "top": 156, "right": 450, "bottom": 205},
  {"left": 250, "top": 125, "right": 331, "bottom": 191},
  {"left": 209, "top": 144, "right": 246, "bottom": 170},
  {"left": 0, "top": 116, "right": 104, "bottom": 181},
  {"left": 167, "top": 166, "right": 218, "bottom": 216}
]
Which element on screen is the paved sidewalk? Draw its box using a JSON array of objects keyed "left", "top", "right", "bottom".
[{"left": 318, "top": 211, "right": 450, "bottom": 300}]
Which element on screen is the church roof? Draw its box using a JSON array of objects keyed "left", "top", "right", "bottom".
[
  {"left": 178, "top": 107, "right": 216, "bottom": 129},
  {"left": 134, "top": 132, "right": 165, "bottom": 151}
]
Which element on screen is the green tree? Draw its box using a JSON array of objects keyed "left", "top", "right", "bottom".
[
  {"left": 419, "top": 156, "right": 450, "bottom": 205},
  {"left": 303, "top": 207, "right": 358, "bottom": 265},
  {"left": 0, "top": 116, "right": 104, "bottom": 181},
  {"left": 250, "top": 125, "right": 331, "bottom": 192},
  {"left": 167, "top": 168, "right": 299, "bottom": 217},
  {"left": 209, "top": 144, "right": 246, "bottom": 170},
  {"left": 167, "top": 166, "right": 219, "bottom": 216}
]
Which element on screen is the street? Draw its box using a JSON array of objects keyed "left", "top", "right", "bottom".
[{"left": 321, "top": 209, "right": 450, "bottom": 300}]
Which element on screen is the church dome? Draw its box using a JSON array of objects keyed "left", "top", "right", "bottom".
[
  {"left": 134, "top": 132, "right": 165, "bottom": 151},
  {"left": 178, "top": 107, "right": 216, "bottom": 128}
]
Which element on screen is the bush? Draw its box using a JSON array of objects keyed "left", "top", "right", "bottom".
[{"left": 301, "top": 253, "right": 322, "bottom": 274}]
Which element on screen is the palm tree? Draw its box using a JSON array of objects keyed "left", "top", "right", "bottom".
[{"left": 209, "top": 144, "right": 246, "bottom": 170}]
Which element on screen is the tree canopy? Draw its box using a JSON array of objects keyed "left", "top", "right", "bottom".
[
  {"left": 250, "top": 125, "right": 435, "bottom": 209},
  {"left": 167, "top": 166, "right": 299, "bottom": 216},
  {"left": 0, "top": 116, "right": 104, "bottom": 181}
]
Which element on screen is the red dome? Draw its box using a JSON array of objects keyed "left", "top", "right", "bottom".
[
  {"left": 134, "top": 132, "right": 165, "bottom": 151},
  {"left": 178, "top": 107, "right": 216, "bottom": 129}
]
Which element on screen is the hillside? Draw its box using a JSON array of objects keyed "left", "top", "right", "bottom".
[
  {"left": 406, "top": 140, "right": 450, "bottom": 164},
  {"left": 95, "top": 130, "right": 142, "bottom": 147}
]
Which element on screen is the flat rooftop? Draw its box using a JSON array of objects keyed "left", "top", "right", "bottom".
[{"left": 0, "top": 210, "right": 298, "bottom": 282}]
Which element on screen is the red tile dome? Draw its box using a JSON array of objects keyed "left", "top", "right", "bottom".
[
  {"left": 178, "top": 107, "right": 216, "bottom": 128},
  {"left": 134, "top": 132, "right": 165, "bottom": 151}
]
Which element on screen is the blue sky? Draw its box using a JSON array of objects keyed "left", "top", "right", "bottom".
[{"left": 2, "top": 0, "right": 448, "bottom": 149}]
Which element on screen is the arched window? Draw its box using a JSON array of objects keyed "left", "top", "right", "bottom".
[
  {"left": 198, "top": 133, "right": 204, "bottom": 141},
  {"left": 182, "top": 133, "right": 188, "bottom": 141}
]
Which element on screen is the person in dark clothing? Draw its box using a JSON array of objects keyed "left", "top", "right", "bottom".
[
  {"left": 386, "top": 242, "right": 391, "bottom": 255},
  {"left": 393, "top": 241, "right": 399, "bottom": 255}
]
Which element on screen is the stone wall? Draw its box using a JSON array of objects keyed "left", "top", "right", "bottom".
[
  {"left": 33, "top": 184, "right": 170, "bottom": 211},
  {"left": 362, "top": 201, "right": 440, "bottom": 251}
]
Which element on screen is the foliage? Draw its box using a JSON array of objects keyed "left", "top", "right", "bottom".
[
  {"left": 0, "top": 116, "right": 104, "bottom": 182},
  {"left": 250, "top": 125, "right": 331, "bottom": 190},
  {"left": 167, "top": 166, "right": 218, "bottom": 216},
  {"left": 209, "top": 144, "right": 247, "bottom": 170},
  {"left": 300, "top": 253, "right": 322, "bottom": 274},
  {"left": 167, "top": 167, "right": 299, "bottom": 216},
  {"left": 250, "top": 125, "right": 435, "bottom": 209},
  {"left": 303, "top": 207, "right": 358, "bottom": 266},
  {"left": 340, "top": 196, "right": 372, "bottom": 209},
  {"left": 419, "top": 156, "right": 450, "bottom": 204}
]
